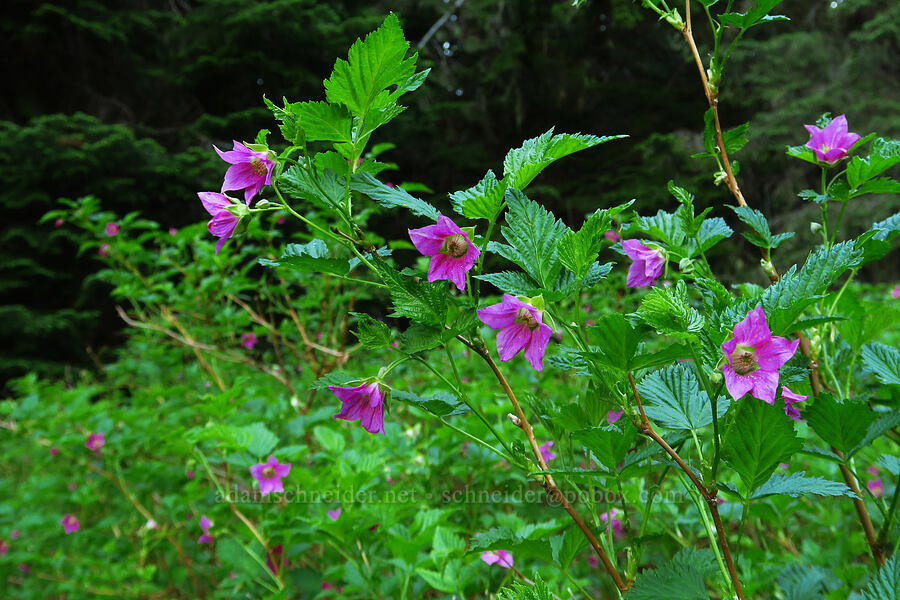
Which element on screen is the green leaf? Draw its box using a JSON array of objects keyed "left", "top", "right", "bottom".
[
  {"left": 637, "top": 363, "right": 728, "bottom": 430},
  {"left": 476, "top": 271, "right": 543, "bottom": 297},
  {"left": 730, "top": 205, "right": 775, "bottom": 248},
  {"left": 293, "top": 101, "right": 353, "bottom": 143},
  {"left": 805, "top": 393, "right": 877, "bottom": 455},
  {"left": 861, "top": 342, "right": 900, "bottom": 386},
  {"left": 245, "top": 423, "right": 279, "bottom": 458},
  {"left": 467, "top": 527, "right": 550, "bottom": 561},
  {"left": 702, "top": 108, "right": 716, "bottom": 155},
  {"left": 263, "top": 95, "right": 305, "bottom": 145},
  {"left": 558, "top": 208, "right": 613, "bottom": 280},
  {"left": 573, "top": 421, "right": 637, "bottom": 471},
  {"left": 635, "top": 209, "right": 686, "bottom": 246},
  {"left": 432, "top": 526, "right": 466, "bottom": 558},
  {"left": 350, "top": 313, "right": 392, "bottom": 349},
  {"left": 499, "top": 575, "right": 557, "bottom": 600},
  {"left": 350, "top": 172, "right": 439, "bottom": 221},
  {"left": 279, "top": 164, "right": 344, "bottom": 209},
  {"left": 719, "top": 0, "right": 788, "bottom": 29},
  {"left": 722, "top": 399, "right": 802, "bottom": 493},
  {"left": 683, "top": 218, "right": 732, "bottom": 257},
  {"left": 835, "top": 294, "right": 900, "bottom": 351},
  {"left": 416, "top": 568, "right": 457, "bottom": 593},
  {"left": 502, "top": 128, "right": 626, "bottom": 190},
  {"left": 777, "top": 565, "right": 842, "bottom": 600},
  {"left": 847, "top": 137, "right": 900, "bottom": 189},
  {"left": 495, "top": 189, "right": 568, "bottom": 289},
  {"left": 550, "top": 529, "right": 589, "bottom": 569},
  {"left": 723, "top": 122, "right": 750, "bottom": 154},
  {"left": 586, "top": 314, "right": 644, "bottom": 372},
  {"left": 393, "top": 390, "right": 469, "bottom": 417},
  {"left": 636, "top": 280, "right": 705, "bottom": 339},
  {"left": 626, "top": 548, "right": 712, "bottom": 600},
  {"left": 313, "top": 426, "right": 345, "bottom": 454},
  {"left": 258, "top": 240, "right": 348, "bottom": 276},
  {"left": 324, "top": 14, "right": 417, "bottom": 118},
  {"left": 370, "top": 260, "right": 447, "bottom": 327},
  {"left": 449, "top": 170, "right": 507, "bottom": 221},
  {"left": 851, "top": 412, "right": 900, "bottom": 457},
  {"left": 749, "top": 471, "right": 854, "bottom": 499},
  {"left": 398, "top": 323, "right": 443, "bottom": 354},
  {"left": 856, "top": 554, "right": 900, "bottom": 600}
]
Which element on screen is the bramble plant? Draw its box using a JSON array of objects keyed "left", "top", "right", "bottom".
[{"left": 4, "top": 4, "right": 900, "bottom": 599}]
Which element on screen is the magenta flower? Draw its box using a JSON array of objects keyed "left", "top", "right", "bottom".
[
  {"left": 50, "top": 447, "right": 59, "bottom": 456},
  {"left": 198, "top": 192, "right": 243, "bottom": 254},
  {"left": 804, "top": 115, "right": 861, "bottom": 165},
  {"left": 60, "top": 514, "right": 79, "bottom": 535},
  {"left": 85, "top": 432, "right": 104, "bottom": 451},
  {"left": 867, "top": 465, "right": 880, "bottom": 477},
  {"left": 892, "top": 285, "right": 900, "bottom": 299},
  {"left": 104, "top": 222, "right": 119, "bottom": 236},
  {"left": 481, "top": 549, "right": 514, "bottom": 569},
  {"left": 214, "top": 140, "right": 275, "bottom": 203},
  {"left": 327, "top": 508, "right": 341, "bottom": 521},
  {"left": 241, "top": 332, "right": 257, "bottom": 350},
  {"left": 54, "top": 218, "right": 64, "bottom": 227},
  {"left": 622, "top": 240, "right": 664, "bottom": 288},
  {"left": 98, "top": 243, "right": 110, "bottom": 257},
  {"left": 587, "top": 554, "right": 598, "bottom": 568},
  {"left": 607, "top": 410, "right": 624, "bottom": 425},
  {"left": 198, "top": 515, "right": 214, "bottom": 544},
  {"left": 266, "top": 544, "right": 287, "bottom": 575},
  {"left": 249, "top": 456, "right": 291, "bottom": 496},
  {"left": 408, "top": 214, "right": 480, "bottom": 291},
  {"left": 539, "top": 441, "right": 556, "bottom": 464},
  {"left": 322, "top": 582, "right": 344, "bottom": 593},
  {"left": 781, "top": 386, "right": 808, "bottom": 421},
  {"left": 722, "top": 306, "right": 800, "bottom": 404},
  {"left": 329, "top": 381, "right": 385, "bottom": 434},
  {"left": 868, "top": 479, "right": 885, "bottom": 498},
  {"left": 604, "top": 230, "right": 620, "bottom": 243},
  {"left": 599, "top": 509, "right": 623, "bottom": 539},
  {"left": 10, "top": 529, "right": 20, "bottom": 540},
  {"left": 0, "top": 539, "right": 8, "bottom": 556},
  {"left": 477, "top": 294, "right": 552, "bottom": 371},
  {"left": 169, "top": 227, "right": 178, "bottom": 237}
]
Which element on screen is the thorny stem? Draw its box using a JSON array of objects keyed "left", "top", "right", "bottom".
[
  {"left": 628, "top": 372, "right": 745, "bottom": 599},
  {"left": 467, "top": 339, "right": 628, "bottom": 593}
]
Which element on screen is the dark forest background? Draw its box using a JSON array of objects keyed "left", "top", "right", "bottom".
[{"left": 2, "top": 0, "right": 898, "bottom": 385}]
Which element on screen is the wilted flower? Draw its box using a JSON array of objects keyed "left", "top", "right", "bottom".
[
  {"left": 539, "top": 441, "right": 556, "bottom": 463},
  {"left": 477, "top": 294, "right": 552, "bottom": 371},
  {"left": 722, "top": 306, "right": 800, "bottom": 404},
  {"left": 85, "top": 432, "right": 104, "bottom": 451},
  {"left": 804, "top": 114, "right": 861, "bottom": 165},
  {"left": 868, "top": 479, "right": 885, "bottom": 498},
  {"left": 198, "top": 515, "right": 213, "bottom": 544},
  {"left": 198, "top": 192, "right": 244, "bottom": 254},
  {"left": 214, "top": 140, "right": 275, "bottom": 203},
  {"left": 622, "top": 240, "right": 664, "bottom": 288},
  {"left": 329, "top": 381, "right": 385, "bottom": 434},
  {"left": 104, "top": 222, "right": 119, "bottom": 236},
  {"left": 60, "top": 514, "right": 79, "bottom": 535},
  {"left": 240, "top": 332, "right": 257, "bottom": 350},
  {"left": 327, "top": 508, "right": 341, "bottom": 521},
  {"left": 781, "top": 386, "right": 808, "bottom": 421},
  {"left": 599, "top": 509, "right": 623, "bottom": 539},
  {"left": 249, "top": 456, "right": 291, "bottom": 496},
  {"left": 408, "top": 214, "right": 480, "bottom": 292},
  {"left": 481, "top": 549, "right": 514, "bottom": 569}
]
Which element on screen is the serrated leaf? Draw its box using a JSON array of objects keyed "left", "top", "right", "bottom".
[
  {"left": 293, "top": 101, "right": 353, "bottom": 143},
  {"left": 313, "top": 426, "right": 345, "bottom": 454},
  {"left": 467, "top": 527, "right": 550, "bottom": 560},
  {"left": 502, "top": 128, "right": 626, "bottom": 190},
  {"left": 476, "top": 271, "right": 543, "bottom": 296},
  {"left": 857, "top": 554, "right": 900, "bottom": 600},
  {"left": 635, "top": 209, "right": 685, "bottom": 245},
  {"left": 637, "top": 363, "right": 729, "bottom": 430},
  {"left": 684, "top": 218, "right": 732, "bottom": 257},
  {"left": 496, "top": 189, "right": 568, "bottom": 288},
  {"left": 351, "top": 313, "right": 392, "bottom": 349},
  {"left": 324, "top": 14, "right": 417, "bottom": 118},
  {"left": 586, "top": 314, "right": 644, "bottom": 372},
  {"left": 626, "top": 548, "right": 711, "bottom": 600},
  {"left": 398, "top": 323, "right": 443, "bottom": 353},
  {"left": 861, "top": 342, "right": 900, "bottom": 386},
  {"left": 723, "top": 122, "right": 750, "bottom": 154},
  {"left": 805, "top": 392, "right": 877, "bottom": 455},
  {"left": 432, "top": 526, "right": 466, "bottom": 558},
  {"left": 777, "top": 565, "right": 842, "bottom": 600},
  {"left": 393, "top": 390, "right": 469, "bottom": 417},
  {"left": 850, "top": 412, "right": 900, "bottom": 457},
  {"left": 350, "top": 171, "right": 439, "bottom": 220},
  {"left": 750, "top": 471, "right": 854, "bottom": 499},
  {"left": 558, "top": 208, "right": 612, "bottom": 280},
  {"left": 722, "top": 399, "right": 802, "bottom": 493},
  {"left": 370, "top": 260, "right": 447, "bottom": 327},
  {"left": 245, "top": 423, "right": 279, "bottom": 457},
  {"left": 573, "top": 421, "right": 637, "bottom": 471},
  {"left": 636, "top": 280, "right": 705, "bottom": 338},
  {"left": 449, "top": 170, "right": 507, "bottom": 220},
  {"left": 259, "top": 240, "right": 348, "bottom": 275},
  {"left": 550, "top": 529, "right": 589, "bottom": 569},
  {"left": 847, "top": 137, "right": 900, "bottom": 189},
  {"left": 730, "top": 205, "right": 772, "bottom": 247},
  {"left": 264, "top": 95, "right": 304, "bottom": 145},
  {"left": 280, "top": 164, "right": 344, "bottom": 208}
]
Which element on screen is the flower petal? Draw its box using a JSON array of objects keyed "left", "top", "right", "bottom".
[
  {"left": 722, "top": 365, "right": 754, "bottom": 401},
  {"left": 477, "top": 295, "right": 522, "bottom": 329},
  {"left": 746, "top": 369, "right": 780, "bottom": 404},
  {"left": 732, "top": 306, "right": 771, "bottom": 347},
  {"left": 496, "top": 323, "right": 532, "bottom": 362},
  {"left": 755, "top": 335, "right": 800, "bottom": 371},
  {"left": 523, "top": 323, "right": 552, "bottom": 371},
  {"left": 198, "top": 191, "right": 231, "bottom": 216}
]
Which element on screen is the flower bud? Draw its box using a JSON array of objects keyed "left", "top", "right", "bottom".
[
  {"left": 678, "top": 257, "right": 695, "bottom": 274},
  {"left": 810, "top": 222, "right": 823, "bottom": 234}
]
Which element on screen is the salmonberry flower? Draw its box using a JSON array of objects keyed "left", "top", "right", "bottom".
[
  {"left": 0, "top": 539, "right": 9, "bottom": 555},
  {"left": 249, "top": 456, "right": 291, "bottom": 496},
  {"left": 600, "top": 509, "right": 623, "bottom": 539},
  {"left": 781, "top": 386, "right": 808, "bottom": 421},
  {"left": 622, "top": 240, "right": 664, "bottom": 288},
  {"left": 539, "top": 441, "right": 556, "bottom": 464},
  {"left": 868, "top": 479, "right": 885, "bottom": 498},
  {"left": 241, "top": 332, "right": 257, "bottom": 350},
  {"left": 722, "top": 306, "right": 800, "bottom": 404},
  {"left": 329, "top": 381, "right": 385, "bottom": 434},
  {"left": 804, "top": 115, "right": 861, "bottom": 165},
  {"left": 198, "top": 515, "right": 213, "bottom": 544},
  {"left": 85, "top": 432, "right": 104, "bottom": 451},
  {"left": 408, "top": 214, "right": 480, "bottom": 292},
  {"left": 477, "top": 294, "right": 552, "bottom": 371},
  {"left": 104, "top": 222, "right": 119, "bottom": 236},
  {"left": 892, "top": 285, "right": 900, "bottom": 299},
  {"left": 214, "top": 140, "right": 275, "bottom": 203},
  {"left": 60, "top": 514, "right": 79, "bottom": 535},
  {"left": 327, "top": 508, "right": 341, "bottom": 521},
  {"left": 607, "top": 410, "right": 624, "bottom": 425},
  {"left": 198, "top": 192, "right": 246, "bottom": 254},
  {"left": 98, "top": 243, "right": 110, "bottom": 257},
  {"left": 481, "top": 549, "right": 514, "bottom": 569},
  {"left": 604, "top": 229, "right": 620, "bottom": 243}
]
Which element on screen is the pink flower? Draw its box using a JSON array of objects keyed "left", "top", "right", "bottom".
[
  {"left": 276, "top": 216, "right": 286, "bottom": 225},
  {"left": 0, "top": 539, "right": 9, "bottom": 555},
  {"left": 169, "top": 227, "right": 178, "bottom": 237},
  {"left": 85, "top": 432, "right": 104, "bottom": 451},
  {"left": 477, "top": 294, "right": 552, "bottom": 371},
  {"left": 322, "top": 582, "right": 344, "bottom": 593},
  {"left": 18, "top": 563, "right": 29, "bottom": 573},
  {"left": 327, "top": 508, "right": 341, "bottom": 521},
  {"left": 604, "top": 230, "right": 620, "bottom": 243},
  {"left": 868, "top": 479, "right": 885, "bottom": 498},
  {"left": 804, "top": 115, "right": 861, "bottom": 165},
  {"left": 781, "top": 386, "right": 808, "bottom": 421},
  {"left": 539, "top": 441, "right": 556, "bottom": 463},
  {"left": 241, "top": 332, "right": 257, "bottom": 350},
  {"left": 607, "top": 410, "right": 624, "bottom": 425},
  {"left": 50, "top": 447, "right": 59, "bottom": 456},
  {"left": 587, "top": 554, "right": 598, "bottom": 568},
  {"left": 867, "top": 465, "right": 880, "bottom": 477},
  {"left": 266, "top": 544, "right": 287, "bottom": 575},
  {"left": 721, "top": 306, "right": 800, "bottom": 404},
  {"left": 329, "top": 381, "right": 385, "bottom": 434},
  {"left": 198, "top": 192, "right": 243, "bottom": 254},
  {"left": 98, "top": 243, "right": 110, "bottom": 257},
  {"left": 249, "top": 456, "right": 291, "bottom": 496},
  {"left": 408, "top": 214, "right": 480, "bottom": 291},
  {"left": 198, "top": 515, "right": 214, "bottom": 544},
  {"left": 214, "top": 140, "right": 275, "bottom": 203},
  {"left": 622, "top": 240, "right": 664, "bottom": 288},
  {"left": 599, "top": 509, "right": 623, "bottom": 539},
  {"left": 67, "top": 482, "right": 77, "bottom": 491},
  {"left": 146, "top": 519, "right": 157, "bottom": 530},
  {"left": 481, "top": 549, "right": 514, "bottom": 569},
  {"left": 10, "top": 529, "right": 20, "bottom": 540},
  {"left": 186, "top": 469, "right": 194, "bottom": 479},
  {"left": 60, "top": 514, "right": 79, "bottom": 535},
  {"left": 104, "top": 222, "right": 119, "bottom": 236},
  {"left": 891, "top": 285, "right": 900, "bottom": 299},
  {"left": 54, "top": 218, "right": 64, "bottom": 227}
]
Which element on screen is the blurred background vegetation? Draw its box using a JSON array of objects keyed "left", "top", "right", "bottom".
[{"left": 2, "top": 0, "right": 898, "bottom": 386}]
